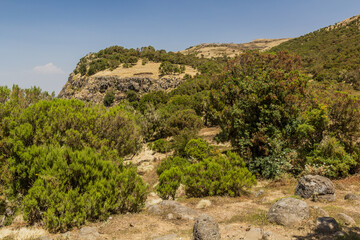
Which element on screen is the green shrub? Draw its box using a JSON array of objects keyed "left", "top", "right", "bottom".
[
  {"left": 149, "top": 139, "right": 171, "bottom": 153},
  {"left": 156, "top": 167, "right": 182, "bottom": 200},
  {"left": 103, "top": 91, "right": 115, "bottom": 107},
  {"left": 183, "top": 152, "right": 256, "bottom": 197},
  {"left": 19, "top": 146, "right": 147, "bottom": 232},
  {"left": 306, "top": 136, "right": 357, "bottom": 178},
  {"left": 163, "top": 109, "right": 203, "bottom": 137},
  {"left": 184, "top": 138, "right": 213, "bottom": 161},
  {"left": 156, "top": 156, "right": 189, "bottom": 176}
]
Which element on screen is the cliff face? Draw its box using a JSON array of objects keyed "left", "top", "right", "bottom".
[{"left": 58, "top": 73, "right": 185, "bottom": 103}]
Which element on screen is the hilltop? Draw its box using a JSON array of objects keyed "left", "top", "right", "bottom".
[
  {"left": 180, "top": 38, "right": 291, "bottom": 58},
  {"left": 270, "top": 15, "right": 360, "bottom": 88}
]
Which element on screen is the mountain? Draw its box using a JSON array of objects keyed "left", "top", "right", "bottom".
[
  {"left": 180, "top": 38, "right": 291, "bottom": 58},
  {"left": 270, "top": 15, "right": 360, "bottom": 88}
]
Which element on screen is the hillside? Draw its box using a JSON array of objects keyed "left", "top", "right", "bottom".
[
  {"left": 58, "top": 46, "right": 222, "bottom": 104},
  {"left": 270, "top": 15, "right": 360, "bottom": 88},
  {"left": 180, "top": 38, "right": 291, "bottom": 58}
]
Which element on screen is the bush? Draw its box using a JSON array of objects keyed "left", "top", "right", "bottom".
[
  {"left": 149, "top": 139, "right": 171, "bottom": 153},
  {"left": 184, "top": 138, "right": 213, "bottom": 161},
  {"left": 103, "top": 91, "right": 115, "bottom": 107},
  {"left": 17, "top": 146, "right": 148, "bottom": 232},
  {"left": 156, "top": 167, "right": 182, "bottom": 200},
  {"left": 163, "top": 109, "right": 203, "bottom": 137}
]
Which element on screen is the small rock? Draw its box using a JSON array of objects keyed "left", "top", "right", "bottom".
[
  {"left": 193, "top": 214, "right": 221, "bottom": 240},
  {"left": 78, "top": 226, "right": 100, "bottom": 240},
  {"left": 295, "top": 175, "right": 336, "bottom": 202},
  {"left": 337, "top": 213, "right": 356, "bottom": 226},
  {"left": 175, "top": 184, "right": 186, "bottom": 198},
  {"left": 146, "top": 198, "right": 162, "bottom": 208},
  {"left": 334, "top": 231, "right": 346, "bottom": 237},
  {"left": 255, "top": 189, "right": 264, "bottom": 198},
  {"left": 152, "top": 234, "right": 179, "bottom": 240},
  {"left": 244, "top": 228, "right": 262, "bottom": 240},
  {"left": 316, "top": 217, "right": 340, "bottom": 234},
  {"left": 196, "top": 200, "right": 212, "bottom": 209},
  {"left": 168, "top": 213, "right": 174, "bottom": 220},
  {"left": 267, "top": 197, "right": 309, "bottom": 226},
  {"left": 137, "top": 162, "right": 154, "bottom": 175},
  {"left": 344, "top": 193, "right": 360, "bottom": 200},
  {"left": 311, "top": 206, "right": 329, "bottom": 217}
]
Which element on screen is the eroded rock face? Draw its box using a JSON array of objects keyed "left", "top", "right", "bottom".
[
  {"left": 295, "top": 175, "right": 336, "bottom": 201},
  {"left": 267, "top": 197, "right": 309, "bottom": 226},
  {"left": 193, "top": 214, "right": 221, "bottom": 240},
  {"left": 58, "top": 74, "right": 184, "bottom": 104}
]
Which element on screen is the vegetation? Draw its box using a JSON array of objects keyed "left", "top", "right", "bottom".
[
  {"left": 270, "top": 16, "right": 360, "bottom": 89},
  {"left": 2, "top": 22, "right": 360, "bottom": 231},
  {"left": 0, "top": 86, "right": 146, "bottom": 232}
]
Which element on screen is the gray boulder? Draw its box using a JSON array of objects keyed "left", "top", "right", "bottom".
[
  {"left": 337, "top": 213, "right": 356, "bottom": 226},
  {"left": 344, "top": 193, "right": 360, "bottom": 200},
  {"left": 316, "top": 217, "right": 340, "bottom": 234},
  {"left": 295, "top": 175, "right": 335, "bottom": 201},
  {"left": 148, "top": 200, "right": 198, "bottom": 220},
  {"left": 267, "top": 197, "right": 309, "bottom": 226},
  {"left": 193, "top": 214, "right": 221, "bottom": 240}
]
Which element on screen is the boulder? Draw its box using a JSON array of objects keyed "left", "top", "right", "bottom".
[
  {"left": 244, "top": 228, "right": 262, "bottom": 240},
  {"left": 295, "top": 175, "right": 335, "bottom": 201},
  {"left": 196, "top": 200, "right": 212, "bottom": 209},
  {"left": 344, "top": 193, "right": 360, "bottom": 200},
  {"left": 78, "top": 226, "right": 100, "bottom": 240},
  {"left": 316, "top": 217, "right": 340, "bottom": 234},
  {"left": 148, "top": 200, "right": 198, "bottom": 220},
  {"left": 267, "top": 197, "right": 309, "bottom": 226},
  {"left": 337, "top": 213, "right": 356, "bottom": 226},
  {"left": 193, "top": 214, "right": 221, "bottom": 240}
]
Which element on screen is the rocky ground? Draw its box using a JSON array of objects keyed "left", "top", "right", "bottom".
[{"left": 0, "top": 129, "right": 359, "bottom": 240}]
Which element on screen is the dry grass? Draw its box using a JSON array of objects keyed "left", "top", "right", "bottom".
[
  {"left": 0, "top": 227, "right": 47, "bottom": 240},
  {"left": 93, "top": 60, "right": 198, "bottom": 79}
]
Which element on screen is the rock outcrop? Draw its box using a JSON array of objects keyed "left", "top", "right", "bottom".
[
  {"left": 295, "top": 175, "right": 336, "bottom": 201},
  {"left": 58, "top": 73, "right": 184, "bottom": 104}
]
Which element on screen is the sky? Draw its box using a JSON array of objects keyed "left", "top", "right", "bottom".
[{"left": 0, "top": 0, "right": 359, "bottom": 94}]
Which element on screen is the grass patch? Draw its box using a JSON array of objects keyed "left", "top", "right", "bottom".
[{"left": 224, "top": 208, "right": 269, "bottom": 226}]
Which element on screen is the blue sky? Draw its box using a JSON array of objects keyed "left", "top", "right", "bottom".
[{"left": 1, "top": 0, "right": 359, "bottom": 94}]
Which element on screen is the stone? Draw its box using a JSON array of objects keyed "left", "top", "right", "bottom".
[
  {"left": 148, "top": 200, "right": 198, "bottom": 220},
  {"left": 145, "top": 198, "right": 163, "bottom": 208},
  {"left": 311, "top": 206, "right": 329, "bottom": 217},
  {"left": 337, "top": 213, "right": 356, "bottom": 226},
  {"left": 255, "top": 189, "right": 264, "bottom": 198},
  {"left": 316, "top": 217, "right": 340, "bottom": 234},
  {"left": 267, "top": 197, "right": 309, "bottom": 226},
  {"left": 175, "top": 184, "right": 186, "bottom": 198},
  {"left": 344, "top": 193, "right": 360, "bottom": 200},
  {"left": 244, "top": 228, "right": 262, "bottom": 240},
  {"left": 295, "top": 175, "right": 336, "bottom": 201},
  {"left": 78, "top": 226, "right": 100, "bottom": 240},
  {"left": 196, "top": 200, "right": 212, "bottom": 209},
  {"left": 193, "top": 214, "right": 221, "bottom": 240},
  {"left": 137, "top": 162, "right": 154, "bottom": 175},
  {"left": 152, "top": 234, "right": 179, "bottom": 240}
]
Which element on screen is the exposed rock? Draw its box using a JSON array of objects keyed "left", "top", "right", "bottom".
[
  {"left": 311, "top": 206, "right": 329, "bottom": 217},
  {"left": 196, "top": 200, "right": 212, "bottom": 209},
  {"left": 295, "top": 175, "right": 336, "bottom": 201},
  {"left": 193, "top": 214, "right": 221, "bottom": 240},
  {"left": 59, "top": 74, "right": 185, "bottom": 104},
  {"left": 337, "top": 213, "right": 356, "bottom": 226},
  {"left": 344, "top": 193, "right": 360, "bottom": 200},
  {"left": 152, "top": 234, "right": 179, "bottom": 240},
  {"left": 145, "top": 197, "right": 162, "bottom": 208},
  {"left": 262, "top": 231, "right": 286, "bottom": 240},
  {"left": 175, "top": 184, "right": 186, "bottom": 198},
  {"left": 148, "top": 200, "right": 198, "bottom": 220},
  {"left": 244, "top": 228, "right": 262, "bottom": 240},
  {"left": 254, "top": 189, "right": 264, "bottom": 198},
  {"left": 316, "top": 217, "right": 340, "bottom": 234},
  {"left": 267, "top": 197, "right": 309, "bottom": 226},
  {"left": 137, "top": 162, "right": 155, "bottom": 175},
  {"left": 78, "top": 226, "right": 100, "bottom": 240}
]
